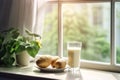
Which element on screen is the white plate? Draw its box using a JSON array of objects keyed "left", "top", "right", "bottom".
[{"left": 36, "top": 66, "right": 65, "bottom": 73}]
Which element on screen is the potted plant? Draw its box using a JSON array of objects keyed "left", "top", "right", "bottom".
[
  {"left": 15, "top": 29, "right": 42, "bottom": 66},
  {"left": 0, "top": 28, "right": 42, "bottom": 67}
]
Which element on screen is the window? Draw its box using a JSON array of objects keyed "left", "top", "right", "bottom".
[
  {"left": 115, "top": 2, "right": 120, "bottom": 64},
  {"left": 62, "top": 3, "right": 110, "bottom": 63},
  {"left": 37, "top": 0, "right": 120, "bottom": 72},
  {"left": 38, "top": 3, "right": 58, "bottom": 56}
]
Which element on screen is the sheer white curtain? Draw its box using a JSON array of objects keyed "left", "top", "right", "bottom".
[
  {"left": 8, "top": 0, "right": 36, "bottom": 34},
  {"left": 8, "top": 0, "right": 46, "bottom": 36},
  {"left": 33, "top": 0, "right": 47, "bottom": 36}
]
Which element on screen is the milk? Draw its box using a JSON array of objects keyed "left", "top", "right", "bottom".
[{"left": 68, "top": 47, "right": 81, "bottom": 68}]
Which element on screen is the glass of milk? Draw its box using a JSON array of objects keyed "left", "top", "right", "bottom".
[{"left": 67, "top": 41, "right": 82, "bottom": 72}]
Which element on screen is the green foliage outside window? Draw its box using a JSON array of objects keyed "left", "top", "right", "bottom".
[
  {"left": 62, "top": 6, "right": 110, "bottom": 62},
  {"left": 42, "top": 4, "right": 120, "bottom": 63},
  {"left": 40, "top": 6, "right": 58, "bottom": 56}
]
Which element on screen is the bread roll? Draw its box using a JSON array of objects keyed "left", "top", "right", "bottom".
[
  {"left": 36, "top": 55, "right": 52, "bottom": 68},
  {"left": 51, "top": 56, "right": 60, "bottom": 68},
  {"left": 54, "top": 58, "right": 66, "bottom": 69}
]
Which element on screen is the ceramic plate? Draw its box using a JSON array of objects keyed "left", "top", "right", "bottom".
[{"left": 36, "top": 66, "right": 65, "bottom": 73}]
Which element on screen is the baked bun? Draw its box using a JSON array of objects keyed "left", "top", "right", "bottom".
[
  {"left": 36, "top": 55, "right": 52, "bottom": 68},
  {"left": 51, "top": 56, "right": 60, "bottom": 68},
  {"left": 54, "top": 58, "right": 66, "bottom": 69}
]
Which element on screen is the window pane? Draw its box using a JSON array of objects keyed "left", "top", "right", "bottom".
[
  {"left": 39, "top": 3, "right": 58, "bottom": 56},
  {"left": 115, "top": 2, "right": 120, "bottom": 64},
  {"left": 62, "top": 3, "right": 111, "bottom": 62}
]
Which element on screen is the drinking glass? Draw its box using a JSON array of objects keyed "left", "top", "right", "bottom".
[{"left": 67, "top": 41, "right": 82, "bottom": 72}]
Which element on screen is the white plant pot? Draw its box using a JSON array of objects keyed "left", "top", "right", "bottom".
[{"left": 16, "top": 50, "right": 30, "bottom": 66}]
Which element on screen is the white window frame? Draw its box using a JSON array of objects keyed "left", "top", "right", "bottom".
[{"left": 45, "top": 0, "right": 120, "bottom": 72}]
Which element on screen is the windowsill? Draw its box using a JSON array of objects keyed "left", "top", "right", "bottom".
[{"left": 0, "top": 62, "right": 119, "bottom": 80}]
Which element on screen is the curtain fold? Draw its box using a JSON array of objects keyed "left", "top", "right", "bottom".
[
  {"left": 33, "top": 0, "right": 46, "bottom": 36},
  {"left": 0, "top": 0, "right": 13, "bottom": 31},
  {"left": 8, "top": 0, "right": 36, "bottom": 34}
]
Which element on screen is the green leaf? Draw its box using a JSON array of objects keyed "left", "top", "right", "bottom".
[
  {"left": 27, "top": 46, "right": 39, "bottom": 58},
  {"left": 2, "top": 57, "right": 15, "bottom": 67}
]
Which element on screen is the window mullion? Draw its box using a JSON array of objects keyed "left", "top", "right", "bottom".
[
  {"left": 111, "top": 0, "right": 116, "bottom": 65},
  {"left": 58, "top": 1, "right": 63, "bottom": 57}
]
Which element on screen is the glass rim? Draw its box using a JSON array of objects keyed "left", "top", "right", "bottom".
[
  {"left": 67, "top": 41, "right": 82, "bottom": 47},
  {"left": 67, "top": 41, "right": 82, "bottom": 44}
]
